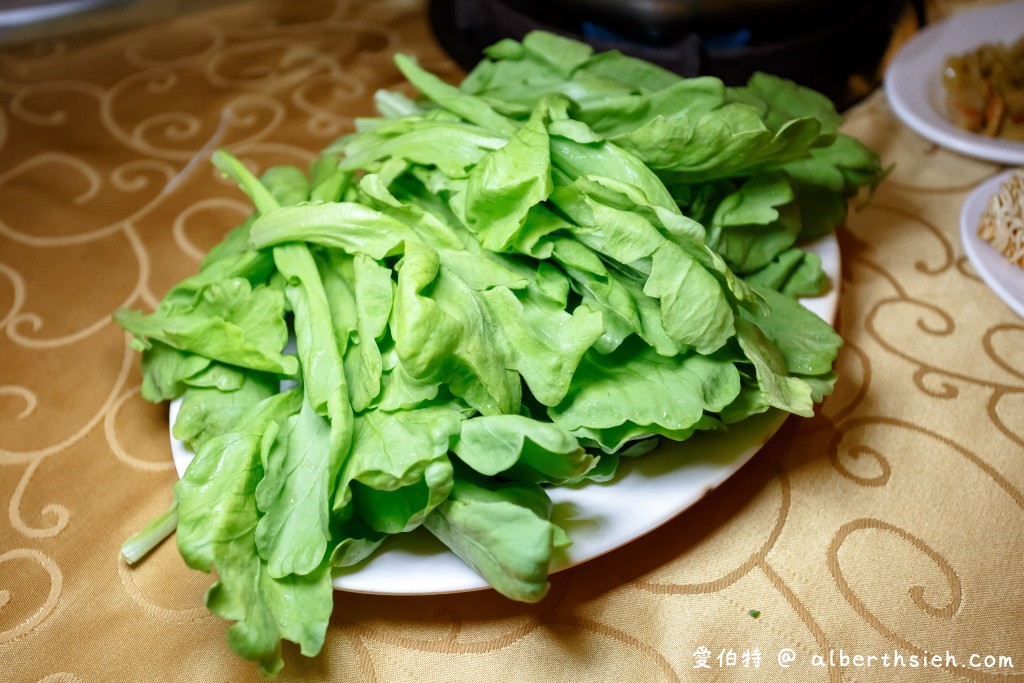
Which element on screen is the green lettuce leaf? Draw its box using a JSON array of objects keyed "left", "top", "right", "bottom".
[
  {"left": 464, "top": 100, "right": 553, "bottom": 251},
  {"left": 707, "top": 173, "right": 801, "bottom": 273},
  {"left": 175, "top": 390, "right": 331, "bottom": 677},
  {"left": 454, "top": 414, "right": 597, "bottom": 483},
  {"left": 549, "top": 340, "right": 740, "bottom": 451},
  {"left": 743, "top": 284, "right": 842, "bottom": 376},
  {"left": 423, "top": 470, "right": 568, "bottom": 603},
  {"left": 343, "top": 254, "right": 393, "bottom": 413},
  {"left": 333, "top": 404, "right": 464, "bottom": 533},
  {"left": 743, "top": 247, "right": 827, "bottom": 297},
  {"left": 115, "top": 278, "right": 297, "bottom": 376},
  {"left": 254, "top": 393, "right": 337, "bottom": 578},
  {"left": 253, "top": 242, "right": 353, "bottom": 578},
  {"left": 138, "top": 342, "right": 213, "bottom": 402},
  {"left": 395, "top": 53, "right": 517, "bottom": 136},
  {"left": 173, "top": 366, "right": 278, "bottom": 451},
  {"left": 734, "top": 317, "right": 814, "bottom": 417}
]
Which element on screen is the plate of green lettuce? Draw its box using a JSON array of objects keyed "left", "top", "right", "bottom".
[
  {"left": 117, "top": 31, "right": 883, "bottom": 677},
  {"left": 166, "top": 230, "right": 835, "bottom": 597}
]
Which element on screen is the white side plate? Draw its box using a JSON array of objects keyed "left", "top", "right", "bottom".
[
  {"left": 960, "top": 170, "right": 1024, "bottom": 319},
  {"left": 885, "top": 1, "right": 1024, "bottom": 164}
]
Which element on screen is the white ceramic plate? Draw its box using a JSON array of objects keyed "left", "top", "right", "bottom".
[
  {"left": 884, "top": 1, "right": 1024, "bottom": 164},
  {"left": 169, "top": 233, "right": 840, "bottom": 595},
  {"left": 961, "top": 170, "right": 1024, "bottom": 318}
]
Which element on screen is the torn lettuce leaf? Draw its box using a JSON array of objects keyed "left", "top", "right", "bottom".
[
  {"left": 174, "top": 390, "right": 332, "bottom": 678},
  {"left": 115, "top": 277, "right": 297, "bottom": 377},
  {"left": 423, "top": 469, "right": 570, "bottom": 603},
  {"left": 453, "top": 414, "right": 597, "bottom": 484}
]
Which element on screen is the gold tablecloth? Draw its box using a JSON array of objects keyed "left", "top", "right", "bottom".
[{"left": 2, "top": 1, "right": 1022, "bottom": 681}]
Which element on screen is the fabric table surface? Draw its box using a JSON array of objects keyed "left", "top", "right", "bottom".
[{"left": 1, "top": 0, "right": 1021, "bottom": 681}]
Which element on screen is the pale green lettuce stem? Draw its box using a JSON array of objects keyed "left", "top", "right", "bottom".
[{"left": 120, "top": 500, "right": 179, "bottom": 565}]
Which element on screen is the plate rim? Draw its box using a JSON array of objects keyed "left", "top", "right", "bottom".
[{"left": 884, "top": 0, "right": 1024, "bottom": 164}]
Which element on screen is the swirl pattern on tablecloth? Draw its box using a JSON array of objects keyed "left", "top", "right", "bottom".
[{"left": 1, "top": 1, "right": 1022, "bottom": 681}]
